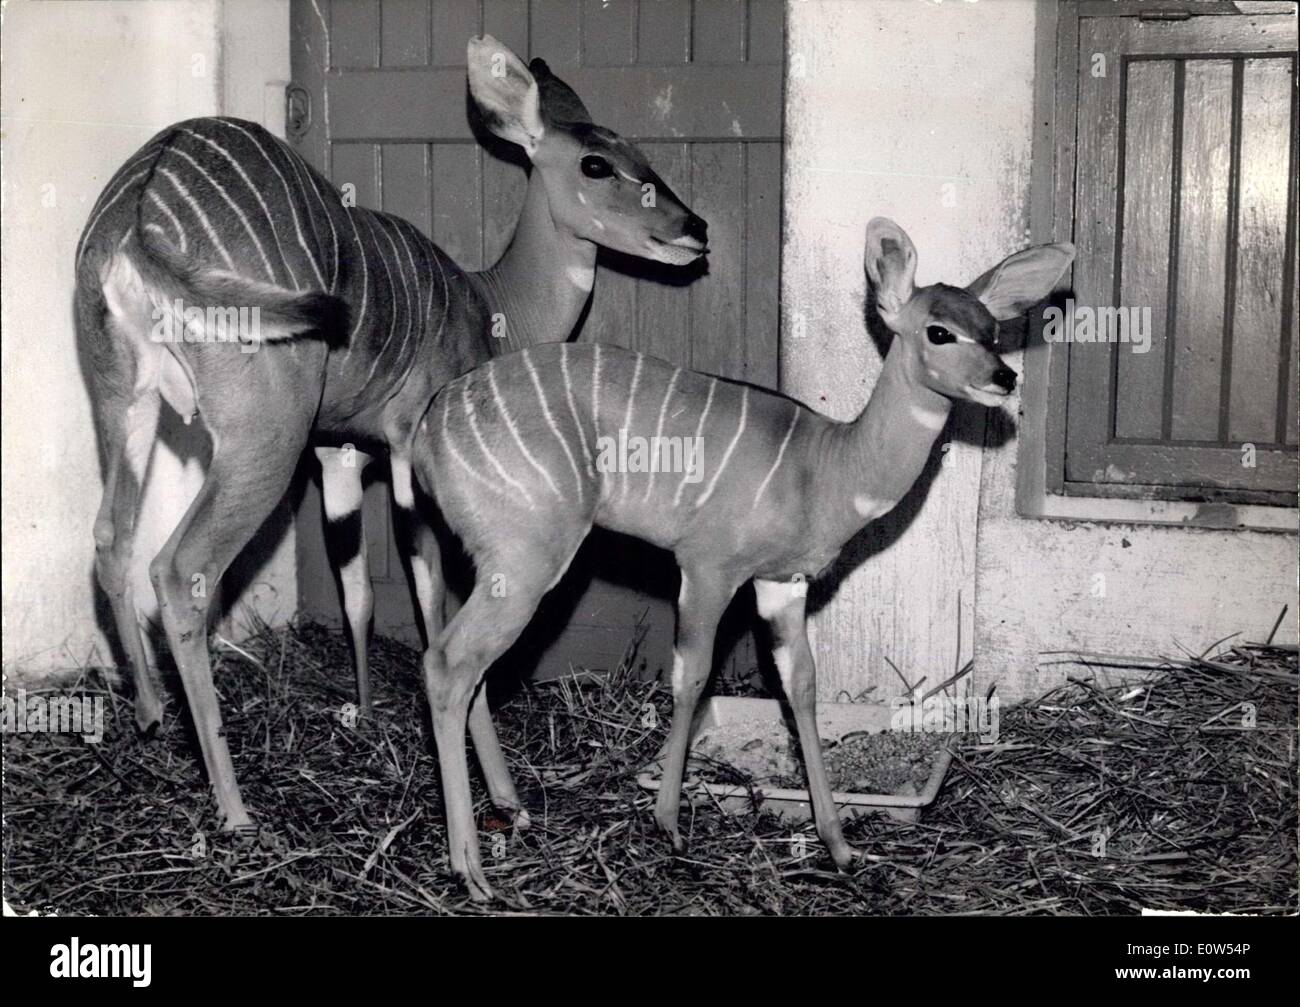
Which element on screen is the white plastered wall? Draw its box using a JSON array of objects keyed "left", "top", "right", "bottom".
[
  {"left": 1, "top": 0, "right": 294, "bottom": 679},
  {"left": 782, "top": 0, "right": 1039, "bottom": 698},
  {"left": 782, "top": 0, "right": 1296, "bottom": 702}
]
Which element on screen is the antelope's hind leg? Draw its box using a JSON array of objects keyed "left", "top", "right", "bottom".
[
  {"left": 408, "top": 518, "right": 529, "bottom": 828},
  {"left": 149, "top": 346, "right": 325, "bottom": 830},
  {"left": 81, "top": 263, "right": 167, "bottom": 732},
  {"left": 423, "top": 533, "right": 582, "bottom": 902}
]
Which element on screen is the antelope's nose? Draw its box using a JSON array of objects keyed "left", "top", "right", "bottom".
[
  {"left": 682, "top": 214, "right": 708, "bottom": 245},
  {"left": 991, "top": 366, "right": 1018, "bottom": 393}
]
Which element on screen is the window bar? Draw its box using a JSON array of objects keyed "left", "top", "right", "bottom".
[
  {"left": 1160, "top": 59, "right": 1186, "bottom": 442},
  {"left": 1107, "top": 56, "right": 1131, "bottom": 445},
  {"left": 1274, "top": 56, "right": 1299, "bottom": 448},
  {"left": 1217, "top": 58, "right": 1244, "bottom": 445}
]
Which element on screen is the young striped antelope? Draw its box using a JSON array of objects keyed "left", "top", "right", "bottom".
[
  {"left": 414, "top": 218, "right": 1073, "bottom": 898},
  {"left": 76, "top": 36, "right": 706, "bottom": 834}
]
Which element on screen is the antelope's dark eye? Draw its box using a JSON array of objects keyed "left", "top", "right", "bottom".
[
  {"left": 926, "top": 325, "right": 957, "bottom": 345},
  {"left": 581, "top": 155, "right": 614, "bottom": 179}
]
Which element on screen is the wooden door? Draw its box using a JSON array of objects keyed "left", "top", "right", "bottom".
[
  {"left": 1061, "top": 11, "right": 1297, "bottom": 504},
  {"left": 291, "top": 1, "right": 785, "bottom": 683}
]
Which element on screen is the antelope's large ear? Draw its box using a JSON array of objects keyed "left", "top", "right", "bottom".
[
  {"left": 467, "top": 35, "right": 545, "bottom": 154},
  {"left": 967, "top": 243, "right": 1075, "bottom": 321},
  {"left": 864, "top": 218, "right": 917, "bottom": 325},
  {"left": 529, "top": 57, "right": 593, "bottom": 125}
]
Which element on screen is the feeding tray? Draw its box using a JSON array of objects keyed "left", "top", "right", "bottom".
[{"left": 637, "top": 696, "right": 955, "bottom": 824}]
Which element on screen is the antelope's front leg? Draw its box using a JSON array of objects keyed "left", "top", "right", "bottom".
[
  {"left": 654, "top": 566, "right": 736, "bottom": 848},
  {"left": 755, "top": 578, "right": 860, "bottom": 869},
  {"left": 317, "top": 446, "right": 375, "bottom": 714}
]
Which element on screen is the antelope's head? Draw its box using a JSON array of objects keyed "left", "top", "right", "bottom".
[
  {"left": 864, "top": 217, "right": 1073, "bottom": 405},
  {"left": 468, "top": 36, "right": 708, "bottom": 266}
]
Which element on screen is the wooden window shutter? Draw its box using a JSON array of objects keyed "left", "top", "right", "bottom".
[{"left": 1057, "top": 9, "right": 1297, "bottom": 505}]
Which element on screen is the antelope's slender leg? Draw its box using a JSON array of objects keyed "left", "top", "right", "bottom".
[
  {"left": 92, "top": 405, "right": 165, "bottom": 733},
  {"left": 653, "top": 565, "right": 737, "bottom": 849},
  {"left": 756, "top": 578, "right": 859, "bottom": 868},
  {"left": 318, "top": 446, "right": 375, "bottom": 714},
  {"left": 412, "top": 520, "right": 526, "bottom": 825},
  {"left": 425, "top": 536, "right": 580, "bottom": 901},
  {"left": 423, "top": 584, "right": 535, "bottom": 900},
  {"left": 150, "top": 368, "right": 321, "bottom": 829}
]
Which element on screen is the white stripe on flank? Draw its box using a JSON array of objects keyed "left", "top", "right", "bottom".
[
  {"left": 361, "top": 214, "right": 399, "bottom": 385},
  {"left": 341, "top": 208, "right": 369, "bottom": 351},
  {"left": 168, "top": 145, "right": 278, "bottom": 283},
  {"left": 158, "top": 167, "right": 236, "bottom": 270},
  {"left": 181, "top": 127, "right": 301, "bottom": 289},
  {"left": 561, "top": 344, "right": 594, "bottom": 474},
  {"left": 619, "top": 353, "right": 644, "bottom": 499},
  {"left": 427, "top": 240, "right": 449, "bottom": 348},
  {"left": 489, "top": 362, "right": 563, "bottom": 500},
  {"left": 76, "top": 169, "right": 149, "bottom": 268},
  {"left": 280, "top": 149, "right": 325, "bottom": 273},
  {"left": 643, "top": 367, "right": 681, "bottom": 502},
  {"left": 752, "top": 405, "right": 800, "bottom": 509},
  {"left": 147, "top": 190, "right": 188, "bottom": 251},
  {"left": 374, "top": 216, "right": 413, "bottom": 366},
  {"left": 441, "top": 390, "right": 507, "bottom": 497},
  {"left": 463, "top": 378, "right": 534, "bottom": 509},
  {"left": 673, "top": 378, "right": 717, "bottom": 508},
  {"left": 290, "top": 152, "right": 340, "bottom": 293},
  {"left": 525, "top": 351, "right": 583, "bottom": 501},
  {"left": 695, "top": 385, "right": 748, "bottom": 510},
  {"left": 391, "top": 219, "right": 422, "bottom": 360},
  {"left": 217, "top": 119, "right": 327, "bottom": 290},
  {"left": 75, "top": 145, "right": 164, "bottom": 264}
]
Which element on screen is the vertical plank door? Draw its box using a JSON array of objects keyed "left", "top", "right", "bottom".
[{"left": 290, "top": 1, "right": 785, "bottom": 685}]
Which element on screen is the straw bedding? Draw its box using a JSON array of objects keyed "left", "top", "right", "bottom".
[{"left": 3, "top": 623, "right": 1295, "bottom": 915}]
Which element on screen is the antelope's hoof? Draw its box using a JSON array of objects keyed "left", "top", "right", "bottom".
[
  {"left": 828, "top": 840, "right": 862, "bottom": 870},
  {"left": 134, "top": 698, "right": 163, "bottom": 735},
  {"left": 462, "top": 870, "right": 495, "bottom": 904},
  {"left": 510, "top": 807, "right": 532, "bottom": 831},
  {"left": 220, "top": 811, "right": 256, "bottom": 835},
  {"left": 654, "top": 816, "right": 687, "bottom": 853}
]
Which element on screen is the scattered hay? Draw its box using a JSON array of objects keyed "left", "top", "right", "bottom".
[{"left": 3, "top": 624, "right": 1295, "bottom": 915}]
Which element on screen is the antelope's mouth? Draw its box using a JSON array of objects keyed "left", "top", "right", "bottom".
[
  {"left": 964, "top": 383, "right": 1012, "bottom": 408},
  {"left": 648, "top": 235, "right": 708, "bottom": 265}
]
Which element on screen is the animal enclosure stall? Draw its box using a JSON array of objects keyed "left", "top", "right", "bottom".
[{"left": 1, "top": 0, "right": 1296, "bottom": 932}]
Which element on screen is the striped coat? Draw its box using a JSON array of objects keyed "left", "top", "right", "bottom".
[
  {"left": 76, "top": 116, "right": 499, "bottom": 444},
  {"left": 418, "top": 342, "right": 846, "bottom": 581}
]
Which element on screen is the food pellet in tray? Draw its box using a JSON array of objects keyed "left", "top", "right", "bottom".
[{"left": 689, "top": 718, "right": 947, "bottom": 795}]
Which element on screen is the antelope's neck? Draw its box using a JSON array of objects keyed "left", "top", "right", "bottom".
[
  {"left": 469, "top": 170, "right": 596, "bottom": 351},
  {"left": 821, "top": 341, "right": 952, "bottom": 524}
]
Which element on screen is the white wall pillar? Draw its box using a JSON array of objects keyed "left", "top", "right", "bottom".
[{"left": 781, "top": 0, "right": 1039, "bottom": 698}]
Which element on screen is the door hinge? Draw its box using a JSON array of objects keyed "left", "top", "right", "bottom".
[
  {"left": 285, "top": 84, "right": 311, "bottom": 140},
  {"left": 1139, "top": 9, "right": 1194, "bottom": 19}
]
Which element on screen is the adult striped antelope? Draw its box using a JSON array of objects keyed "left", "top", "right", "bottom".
[
  {"left": 75, "top": 36, "right": 707, "bottom": 833},
  {"left": 414, "top": 218, "right": 1073, "bottom": 898}
]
